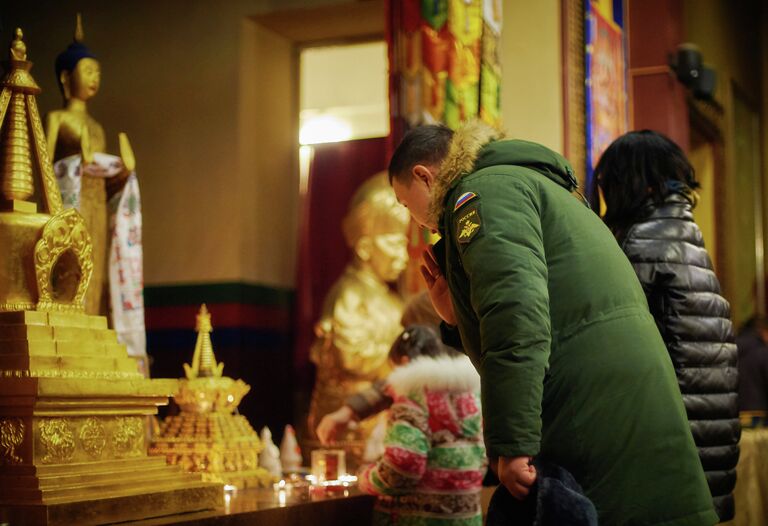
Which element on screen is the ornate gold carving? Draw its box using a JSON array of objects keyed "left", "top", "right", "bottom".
[
  {"left": 27, "top": 95, "right": 62, "bottom": 213},
  {"left": 40, "top": 418, "right": 75, "bottom": 464},
  {"left": 34, "top": 209, "right": 93, "bottom": 313},
  {"left": 79, "top": 417, "right": 106, "bottom": 458},
  {"left": 0, "top": 302, "right": 35, "bottom": 312},
  {"left": 113, "top": 417, "right": 143, "bottom": 457},
  {"left": 3, "top": 69, "right": 37, "bottom": 90},
  {"left": 1, "top": 369, "right": 142, "bottom": 379},
  {"left": 0, "top": 418, "right": 24, "bottom": 464},
  {"left": 0, "top": 87, "right": 11, "bottom": 131}
]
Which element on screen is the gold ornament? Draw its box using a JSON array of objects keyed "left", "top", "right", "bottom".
[
  {"left": 39, "top": 418, "right": 76, "bottom": 464},
  {"left": 34, "top": 208, "right": 93, "bottom": 313},
  {"left": 0, "top": 418, "right": 24, "bottom": 464},
  {"left": 150, "top": 305, "right": 272, "bottom": 488},
  {"left": 113, "top": 417, "right": 143, "bottom": 458},
  {"left": 78, "top": 417, "right": 106, "bottom": 459}
]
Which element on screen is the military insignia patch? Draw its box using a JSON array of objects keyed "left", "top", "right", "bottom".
[
  {"left": 454, "top": 191, "right": 478, "bottom": 211},
  {"left": 456, "top": 206, "right": 482, "bottom": 244}
]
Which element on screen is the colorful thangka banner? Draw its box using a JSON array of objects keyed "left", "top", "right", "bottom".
[
  {"left": 389, "top": 0, "right": 502, "bottom": 135},
  {"left": 585, "top": 0, "right": 628, "bottom": 196},
  {"left": 388, "top": 0, "right": 502, "bottom": 294}
]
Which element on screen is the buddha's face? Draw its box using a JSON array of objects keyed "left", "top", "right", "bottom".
[
  {"left": 65, "top": 58, "right": 101, "bottom": 101},
  {"left": 366, "top": 231, "right": 409, "bottom": 282}
]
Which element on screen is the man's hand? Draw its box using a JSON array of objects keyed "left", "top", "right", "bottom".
[
  {"left": 316, "top": 406, "right": 356, "bottom": 446},
  {"left": 420, "top": 245, "right": 457, "bottom": 325},
  {"left": 498, "top": 456, "right": 537, "bottom": 500}
]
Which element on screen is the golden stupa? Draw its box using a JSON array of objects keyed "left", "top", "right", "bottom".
[
  {"left": 0, "top": 29, "right": 222, "bottom": 525},
  {"left": 150, "top": 305, "right": 272, "bottom": 488}
]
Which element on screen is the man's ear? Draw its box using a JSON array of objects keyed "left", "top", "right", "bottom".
[{"left": 412, "top": 164, "right": 435, "bottom": 188}]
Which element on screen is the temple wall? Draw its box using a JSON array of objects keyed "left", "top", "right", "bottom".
[{"left": 501, "top": 0, "right": 563, "bottom": 153}]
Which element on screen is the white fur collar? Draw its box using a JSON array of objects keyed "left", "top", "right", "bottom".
[{"left": 387, "top": 355, "right": 480, "bottom": 396}]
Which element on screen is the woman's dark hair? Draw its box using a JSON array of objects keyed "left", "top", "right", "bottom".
[
  {"left": 591, "top": 130, "right": 699, "bottom": 233},
  {"left": 388, "top": 324, "right": 461, "bottom": 362}
]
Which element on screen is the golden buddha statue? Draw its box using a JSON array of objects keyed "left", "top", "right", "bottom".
[
  {"left": 307, "top": 172, "right": 410, "bottom": 460},
  {"left": 45, "top": 14, "right": 133, "bottom": 316}
]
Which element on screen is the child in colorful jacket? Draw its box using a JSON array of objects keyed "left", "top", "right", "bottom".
[{"left": 359, "top": 325, "right": 486, "bottom": 526}]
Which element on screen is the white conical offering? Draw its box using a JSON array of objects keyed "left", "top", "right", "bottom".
[
  {"left": 280, "top": 425, "right": 303, "bottom": 472},
  {"left": 259, "top": 426, "right": 282, "bottom": 479}
]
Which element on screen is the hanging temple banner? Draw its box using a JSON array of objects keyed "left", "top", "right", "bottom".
[{"left": 585, "top": 0, "right": 628, "bottom": 194}]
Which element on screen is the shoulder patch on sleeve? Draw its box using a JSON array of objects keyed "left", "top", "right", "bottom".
[
  {"left": 455, "top": 204, "right": 482, "bottom": 244},
  {"left": 454, "top": 191, "right": 478, "bottom": 211}
]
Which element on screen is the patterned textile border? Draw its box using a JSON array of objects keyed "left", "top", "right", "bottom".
[{"left": 144, "top": 282, "right": 294, "bottom": 353}]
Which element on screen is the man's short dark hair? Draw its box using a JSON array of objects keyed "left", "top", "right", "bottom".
[{"left": 388, "top": 125, "right": 454, "bottom": 183}]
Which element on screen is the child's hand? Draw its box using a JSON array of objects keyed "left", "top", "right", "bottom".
[
  {"left": 498, "top": 456, "right": 537, "bottom": 500},
  {"left": 316, "top": 405, "right": 356, "bottom": 445}
]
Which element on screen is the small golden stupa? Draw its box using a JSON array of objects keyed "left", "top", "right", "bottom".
[
  {"left": 0, "top": 29, "right": 221, "bottom": 525},
  {"left": 150, "top": 305, "right": 272, "bottom": 488}
]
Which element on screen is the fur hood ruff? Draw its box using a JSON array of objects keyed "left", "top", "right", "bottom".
[
  {"left": 428, "top": 120, "right": 504, "bottom": 224},
  {"left": 387, "top": 354, "right": 480, "bottom": 396}
]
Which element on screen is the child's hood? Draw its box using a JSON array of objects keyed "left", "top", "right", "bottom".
[{"left": 387, "top": 354, "right": 480, "bottom": 396}]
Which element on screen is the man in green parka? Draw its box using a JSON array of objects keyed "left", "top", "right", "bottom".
[{"left": 389, "top": 121, "right": 718, "bottom": 525}]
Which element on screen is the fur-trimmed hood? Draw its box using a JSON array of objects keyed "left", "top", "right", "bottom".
[
  {"left": 387, "top": 354, "right": 480, "bottom": 396},
  {"left": 428, "top": 120, "right": 577, "bottom": 224}
]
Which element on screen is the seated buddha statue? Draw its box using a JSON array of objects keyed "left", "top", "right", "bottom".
[{"left": 307, "top": 173, "right": 410, "bottom": 461}]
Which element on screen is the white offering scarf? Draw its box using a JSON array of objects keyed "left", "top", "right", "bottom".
[{"left": 54, "top": 154, "right": 147, "bottom": 360}]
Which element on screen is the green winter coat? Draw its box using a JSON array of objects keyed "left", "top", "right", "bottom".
[{"left": 430, "top": 122, "right": 718, "bottom": 526}]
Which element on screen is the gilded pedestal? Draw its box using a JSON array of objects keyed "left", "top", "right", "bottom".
[
  {"left": 150, "top": 306, "right": 272, "bottom": 489},
  {"left": 0, "top": 29, "right": 221, "bottom": 525}
]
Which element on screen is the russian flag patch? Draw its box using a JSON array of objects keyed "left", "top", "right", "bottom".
[{"left": 454, "top": 192, "right": 478, "bottom": 211}]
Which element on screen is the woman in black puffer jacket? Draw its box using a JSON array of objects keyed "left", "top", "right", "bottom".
[{"left": 592, "top": 130, "right": 740, "bottom": 522}]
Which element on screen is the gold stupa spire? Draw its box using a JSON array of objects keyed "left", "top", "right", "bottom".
[
  {"left": 0, "top": 27, "right": 61, "bottom": 214},
  {"left": 184, "top": 304, "right": 225, "bottom": 379}
]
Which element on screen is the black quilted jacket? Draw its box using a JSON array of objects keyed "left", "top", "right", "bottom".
[{"left": 618, "top": 193, "right": 740, "bottom": 522}]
